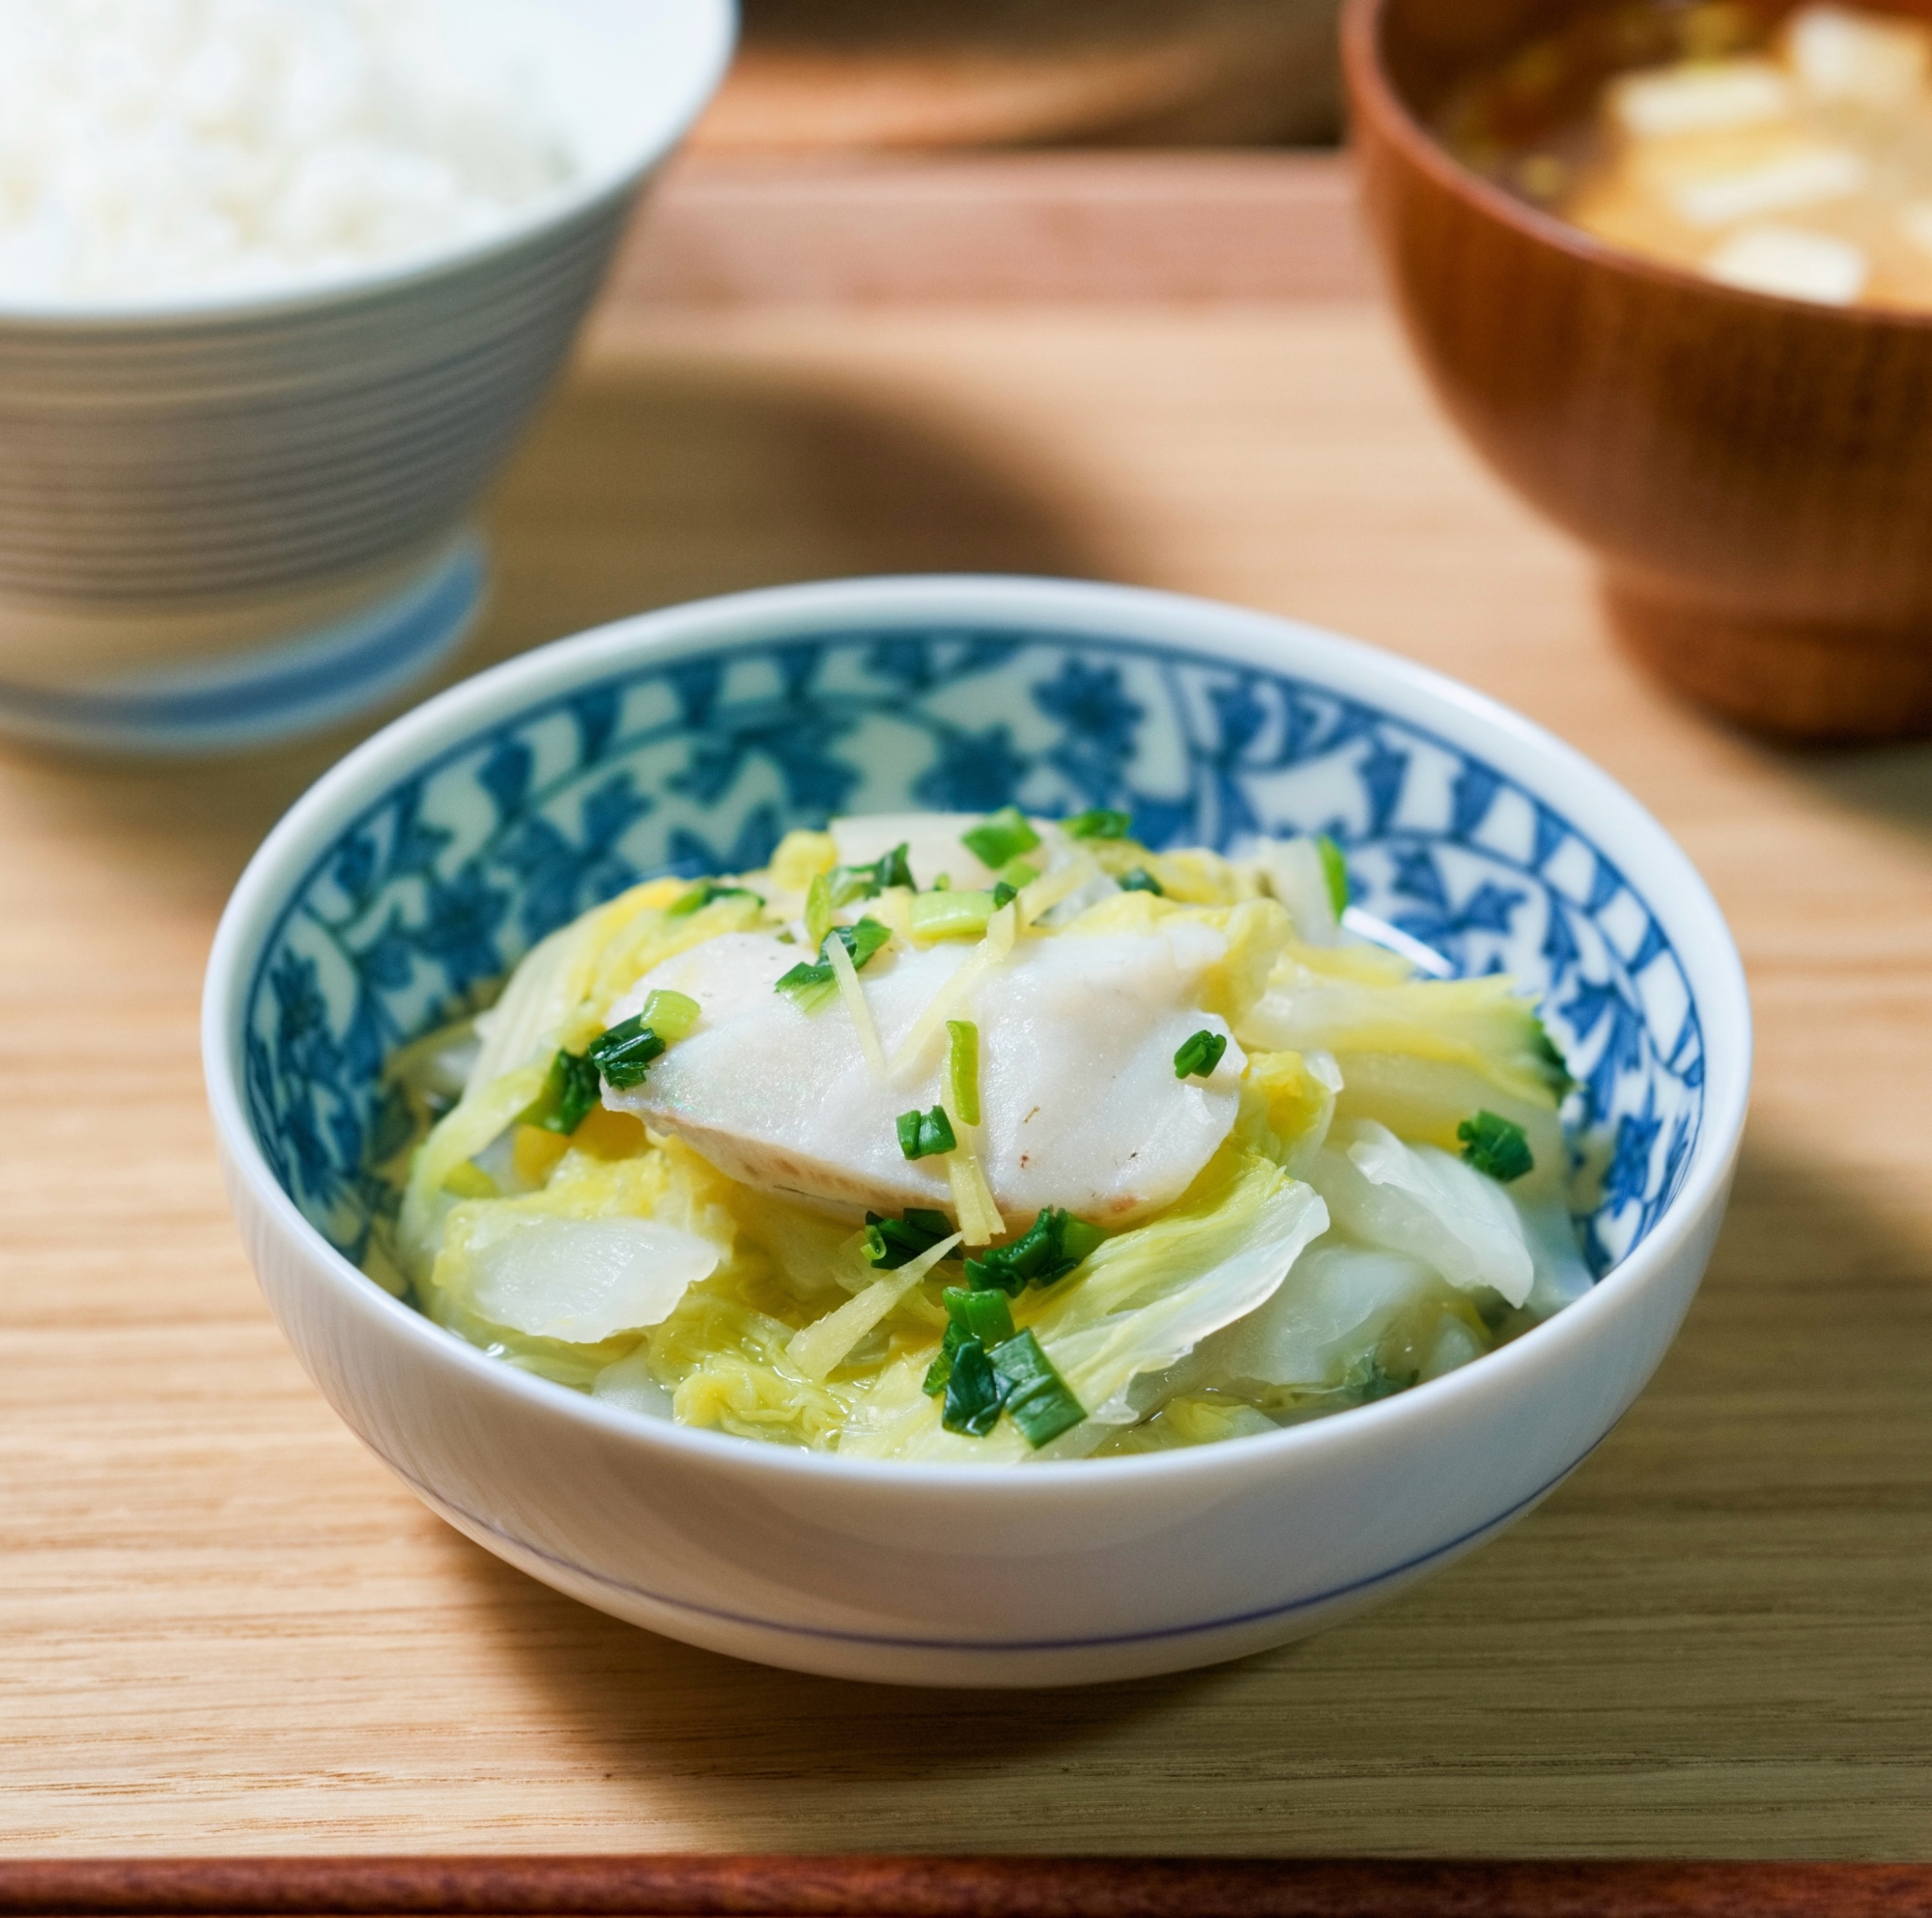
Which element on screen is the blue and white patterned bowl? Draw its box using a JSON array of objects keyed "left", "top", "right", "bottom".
[
  {"left": 204, "top": 577, "right": 1750, "bottom": 1686},
  {"left": 0, "top": 0, "right": 734, "bottom": 756}
]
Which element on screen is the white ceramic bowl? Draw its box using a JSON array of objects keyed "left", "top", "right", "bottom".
[
  {"left": 0, "top": 0, "right": 735, "bottom": 757},
  {"left": 203, "top": 576, "right": 1751, "bottom": 1687}
]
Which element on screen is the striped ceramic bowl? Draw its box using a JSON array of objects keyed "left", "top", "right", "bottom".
[{"left": 0, "top": 0, "right": 735, "bottom": 757}]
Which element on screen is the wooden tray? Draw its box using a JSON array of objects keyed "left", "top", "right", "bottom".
[
  {"left": 4, "top": 1857, "right": 1931, "bottom": 1915},
  {"left": 3, "top": 154, "right": 1928, "bottom": 1876}
]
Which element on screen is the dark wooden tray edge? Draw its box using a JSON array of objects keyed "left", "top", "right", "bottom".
[{"left": 2, "top": 1858, "right": 1929, "bottom": 1918}]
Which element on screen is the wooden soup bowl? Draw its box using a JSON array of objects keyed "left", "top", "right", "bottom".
[{"left": 1344, "top": 0, "right": 1932, "bottom": 742}]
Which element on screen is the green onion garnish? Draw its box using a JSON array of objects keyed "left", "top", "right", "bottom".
[
  {"left": 1458, "top": 1110, "right": 1535, "bottom": 1183},
  {"left": 669, "top": 882, "right": 764, "bottom": 917},
  {"left": 865, "top": 1206, "right": 960, "bottom": 1271},
  {"left": 937, "top": 1323, "right": 1086, "bottom": 1445},
  {"left": 1119, "top": 866, "right": 1164, "bottom": 895},
  {"left": 989, "top": 1329, "right": 1086, "bottom": 1448},
  {"left": 896, "top": 1106, "right": 957, "bottom": 1160},
  {"left": 964, "top": 1206, "right": 1103, "bottom": 1296},
  {"left": 775, "top": 917, "right": 893, "bottom": 1012},
  {"left": 960, "top": 805, "right": 1040, "bottom": 870},
  {"left": 1173, "top": 1030, "right": 1229, "bottom": 1080},
  {"left": 516, "top": 1049, "right": 601, "bottom": 1135},
  {"left": 1065, "top": 807, "right": 1132, "bottom": 841},
  {"left": 829, "top": 843, "right": 914, "bottom": 907},
  {"left": 940, "top": 1339, "right": 1007, "bottom": 1437},
  {"left": 909, "top": 889, "right": 995, "bottom": 940},
  {"left": 990, "top": 881, "right": 1017, "bottom": 908},
  {"left": 1531, "top": 1019, "right": 1577, "bottom": 1099},
  {"left": 774, "top": 961, "right": 833, "bottom": 1010},
  {"left": 804, "top": 871, "right": 833, "bottom": 952},
  {"left": 835, "top": 917, "right": 893, "bottom": 967},
  {"left": 1316, "top": 834, "right": 1350, "bottom": 918},
  {"left": 634, "top": 988, "right": 700, "bottom": 1041},
  {"left": 947, "top": 1019, "right": 980, "bottom": 1127},
  {"left": 999, "top": 858, "right": 1040, "bottom": 889},
  {"left": 586, "top": 1016, "right": 667, "bottom": 1089},
  {"left": 923, "top": 1285, "right": 1016, "bottom": 1396}
]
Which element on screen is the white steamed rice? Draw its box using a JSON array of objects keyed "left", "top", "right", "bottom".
[{"left": 0, "top": 0, "right": 574, "bottom": 304}]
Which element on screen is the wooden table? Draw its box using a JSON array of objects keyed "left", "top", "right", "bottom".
[{"left": 4, "top": 155, "right": 1929, "bottom": 1867}]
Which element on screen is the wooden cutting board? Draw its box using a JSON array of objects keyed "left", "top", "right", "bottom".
[{"left": 693, "top": 0, "right": 1343, "bottom": 151}]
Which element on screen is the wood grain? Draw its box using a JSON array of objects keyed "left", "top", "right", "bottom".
[
  {"left": 618, "top": 154, "right": 1377, "bottom": 306},
  {"left": 1347, "top": 0, "right": 1932, "bottom": 742},
  {"left": 2, "top": 156, "right": 1930, "bottom": 1861},
  {"left": 4, "top": 1857, "right": 1932, "bottom": 1917}
]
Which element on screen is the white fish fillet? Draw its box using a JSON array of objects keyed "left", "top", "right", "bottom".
[{"left": 606, "top": 925, "right": 1244, "bottom": 1224}]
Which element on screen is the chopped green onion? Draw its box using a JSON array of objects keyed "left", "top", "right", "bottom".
[
  {"left": 804, "top": 871, "right": 833, "bottom": 951},
  {"left": 582, "top": 998, "right": 695, "bottom": 1092},
  {"left": 909, "top": 889, "right": 995, "bottom": 940},
  {"left": 1118, "top": 866, "right": 1164, "bottom": 895},
  {"left": 989, "top": 1329, "right": 1085, "bottom": 1448},
  {"left": 774, "top": 963, "right": 835, "bottom": 1010},
  {"left": 940, "top": 1339, "right": 1007, "bottom": 1436},
  {"left": 1065, "top": 807, "right": 1132, "bottom": 841},
  {"left": 1316, "top": 835, "right": 1350, "bottom": 919},
  {"left": 516, "top": 1049, "right": 601, "bottom": 1135},
  {"left": 829, "top": 843, "right": 914, "bottom": 907},
  {"left": 896, "top": 1106, "right": 957, "bottom": 1160},
  {"left": 946, "top": 1019, "right": 981, "bottom": 1127},
  {"left": 776, "top": 917, "right": 893, "bottom": 1012},
  {"left": 1531, "top": 1019, "right": 1577, "bottom": 1099},
  {"left": 960, "top": 805, "right": 1040, "bottom": 870},
  {"left": 950, "top": 1285, "right": 1015, "bottom": 1345},
  {"left": 998, "top": 857, "right": 1041, "bottom": 889},
  {"left": 990, "top": 880, "right": 1017, "bottom": 908},
  {"left": 634, "top": 988, "right": 701, "bottom": 1041},
  {"left": 964, "top": 1206, "right": 1103, "bottom": 1296},
  {"left": 1173, "top": 1029, "right": 1229, "bottom": 1080},
  {"left": 865, "top": 1206, "right": 960, "bottom": 1271},
  {"left": 923, "top": 1286, "right": 1016, "bottom": 1396},
  {"left": 1458, "top": 1110, "right": 1535, "bottom": 1182},
  {"left": 669, "top": 882, "right": 763, "bottom": 917},
  {"left": 835, "top": 917, "right": 893, "bottom": 969},
  {"left": 586, "top": 1016, "right": 667, "bottom": 1089}
]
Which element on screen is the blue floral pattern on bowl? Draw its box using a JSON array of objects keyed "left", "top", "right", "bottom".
[{"left": 244, "top": 628, "right": 1704, "bottom": 1286}]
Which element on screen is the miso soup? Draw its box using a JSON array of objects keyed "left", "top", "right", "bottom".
[{"left": 1446, "top": 3, "right": 1932, "bottom": 310}]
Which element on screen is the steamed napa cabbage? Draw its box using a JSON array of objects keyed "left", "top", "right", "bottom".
[{"left": 368, "top": 812, "right": 1589, "bottom": 1462}]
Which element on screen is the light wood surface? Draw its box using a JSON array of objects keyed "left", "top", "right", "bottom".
[
  {"left": 618, "top": 153, "right": 1375, "bottom": 305},
  {"left": 3, "top": 156, "right": 1930, "bottom": 1863}
]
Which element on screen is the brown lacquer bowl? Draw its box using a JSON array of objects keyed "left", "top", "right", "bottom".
[{"left": 1344, "top": 0, "right": 1932, "bottom": 742}]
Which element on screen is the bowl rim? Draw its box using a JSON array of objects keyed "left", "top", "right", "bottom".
[
  {"left": 203, "top": 573, "right": 1753, "bottom": 1494},
  {"left": 1340, "top": 0, "right": 1932, "bottom": 331},
  {"left": 0, "top": 0, "right": 736, "bottom": 333}
]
